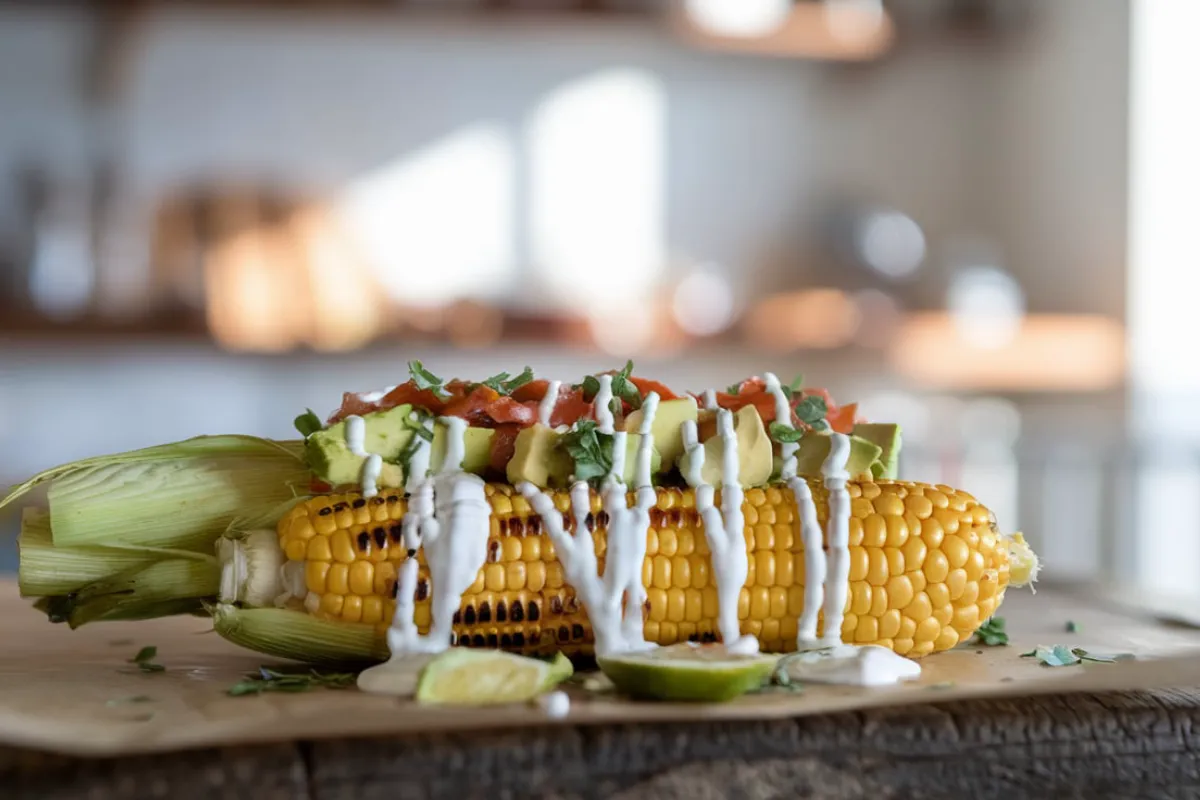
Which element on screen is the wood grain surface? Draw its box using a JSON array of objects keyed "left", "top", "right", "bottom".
[
  {"left": 6, "top": 578, "right": 1200, "bottom": 799},
  {"left": 6, "top": 687, "right": 1200, "bottom": 799}
]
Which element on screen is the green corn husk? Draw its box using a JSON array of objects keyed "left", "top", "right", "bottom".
[
  {"left": 213, "top": 605, "right": 388, "bottom": 667},
  {"left": 6, "top": 435, "right": 310, "bottom": 625},
  {"left": 38, "top": 559, "right": 222, "bottom": 628},
  {"left": 11, "top": 436, "right": 310, "bottom": 552}
]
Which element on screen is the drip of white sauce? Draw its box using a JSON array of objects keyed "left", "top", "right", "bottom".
[
  {"left": 679, "top": 419, "right": 705, "bottom": 488},
  {"left": 702, "top": 388, "right": 717, "bottom": 410},
  {"left": 364, "top": 416, "right": 492, "bottom": 675},
  {"left": 782, "top": 428, "right": 921, "bottom": 686},
  {"left": 790, "top": 475, "right": 826, "bottom": 645},
  {"left": 694, "top": 409, "right": 758, "bottom": 655},
  {"left": 594, "top": 374, "right": 615, "bottom": 433},
  {"left": 819, "top": 432, "right": 852, "bottom": 643},
  {"left": 538, "top": 380, "right": 562, "bottom": 426},
  {"left": 344, "top": 414, "right": 382, "bottom": 497},
  {"left": 357, "top": 385, "right": 397, "bottom": 404},
  {"left": 763, "top": 372, "right": 798, "bottom": 479},
  {"left": 633, "top": 392, "right": 660, "bottom": 489},
  {"left": 609, "top": 431, "right": 628, "bottom": 483},
  {"left": 539, "top": 690, "right": 571, "bottom": 719},
  {"left": 519, "top": 393, "right": 658, "bottom": 657},
  {"left": 345, "top": 415, "right": 367, "bottom": 456},
  {"left": 781, "top": 644, "right": 922, "bottom": 687}
]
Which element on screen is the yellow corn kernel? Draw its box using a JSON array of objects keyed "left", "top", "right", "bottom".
[
  {"left": 349, "top": 560, "right": 374, "bottom": 596},
  {"left": 275, "top": 479, "right": 1022, "bottom": 661},
  {"left": 306, "top": 561, "right": 330, "bottom": 594}
]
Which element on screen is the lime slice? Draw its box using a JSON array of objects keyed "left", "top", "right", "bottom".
[
  {"left": 597, "top": 643, "right": 777, "bottom": 702},
  {"left": 416, "top": 649, "right": 573, "bottom": 706}
]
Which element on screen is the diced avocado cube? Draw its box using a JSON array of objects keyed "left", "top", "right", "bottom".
[
  {"left": 793, "top": 433, "right": 883, "bottom": 479},
  {"left": 680, "top": 405, "right": 773, "bottom": 489},
  {"left": 306, "top": 404, "right": 415, "bottom": 489},
  {"left": 431, "top": 424, "right": 495, "bottom": 476},
  {"left": 619, "top": 433, "right": 662, "bottom": 485},
  {"left": 508, "top": 424, "right": 573, "bottom": 489},
  {"left": 623, "top": 397, "right": 698, "bottom": 471},
  {"left": 852, "top": 423, "right": 902, "bottom": 479}
]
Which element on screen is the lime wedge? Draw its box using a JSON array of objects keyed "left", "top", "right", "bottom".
[
  {"left": 416, "top": 649, "right": 573, "bottom": 706},
  {"left": 597, "top": 643, "right": 777, "bottom": 702}
]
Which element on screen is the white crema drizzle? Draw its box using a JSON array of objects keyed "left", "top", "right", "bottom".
[
  {"left": 519, "top": 388, "right": 661, "bottom": 657},
  {"left": 343, "top": 414, "right": 384, "bottom": 498},
  {"left": 772, "top": 399, "right": 920, "bottom": 686},
  {"left": 692, "top": 410, "right": 757, "bottom": 655},
  {"left": 362, "top": 416, "right": 492, "bottom": 680},
  {"left": 538, "top": 380, "right": 562, "bottom": 427}
]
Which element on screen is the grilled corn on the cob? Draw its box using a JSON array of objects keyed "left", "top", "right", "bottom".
[{"left": 271, "top": 477, "right": 1021, "bottom": 660}]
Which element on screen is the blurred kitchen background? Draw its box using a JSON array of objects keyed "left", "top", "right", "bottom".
[{"left": 0, "top": 0, "right": 1195, "bottom": 613}]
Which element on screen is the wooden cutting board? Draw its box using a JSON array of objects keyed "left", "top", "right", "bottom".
[{"left": 4, "top": 579, "right": 1200, "bottom": 757}]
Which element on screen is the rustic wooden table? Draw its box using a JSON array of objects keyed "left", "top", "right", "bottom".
[{"left": 5, "top": 583, "right": 1200, "bottom": 800}]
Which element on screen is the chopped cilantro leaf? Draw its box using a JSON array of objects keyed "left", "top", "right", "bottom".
[
  {"left": 1066, "top": 620, "right": 1079, "bottom": 633},
  {"left": 408, "top": 360, "right": 447, "bottom": 398},
  {"left": 726, "top": 383, "right": 741, "bottom": 395},
  {"left": 293, "top": 409, "right": 323, "bottom": 438},
  {"left": 1021, "top": 645, "right": 1134, "bottom": 667},
  {"left": 228, "top": 667, "right": 357, "bottom": 697},
  {"left": 129, "top": 645, "right": 165, "bottom": 673},
  {"left": 793, "top": 395, "right": 828, "bottom": 428},
  {"left": 769, "top": 422, "right": 806, "bottom": 444},
  {"left": 972, "top": 616, "right": 1009, "bottom": 647},
  {"left": 561, "top": 420, "right": 614, "bottom": 485}
]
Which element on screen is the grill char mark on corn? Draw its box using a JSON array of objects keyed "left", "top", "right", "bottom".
[{"left": 277, "top": 480, "right": 1011, "bottom": 658}]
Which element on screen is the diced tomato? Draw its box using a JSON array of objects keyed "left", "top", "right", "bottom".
[
  {"left": 826, "top": 402, "right": 858, "bottom": 435},
  {"left": 489, "top": 424, "right": 521, "bottom": 475},
  {"left": 328, "top": 392, "right": 379, "bottom": 424},
  {"left": 485, "top": 396, "right": 538, "bottom": 426},
  {"left": 550, "top": 387, "right": 592, "bottom": 427},
  {"left": 510, "top": 380, "right": 552, "bottom": 403},
  {"left": 629, "top": 376, "right": 678, "bottom": 402}
]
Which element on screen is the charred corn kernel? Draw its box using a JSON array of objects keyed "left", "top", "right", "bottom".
[{"left": 275, "top": 479, "right": 1024, "bottom": 659}]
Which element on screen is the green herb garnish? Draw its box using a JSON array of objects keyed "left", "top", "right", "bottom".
[
  {"left": 793, "top": 395, "right": 829, "bottom": 430},
  {"left": 408, "top": 360, "right": 447, "bottom": 399},
  {"left": 402, "top": 408, "right": 435, "bottom": 443},
  {"left": 561, "top": 420, "right": 614, "bottom": 484},
  {"left": 471, "top": 366, "right": 535, "bottom": 395},
  {"left": 972, "top": 616, "right": 1009, "bottom": 647},
  {"left": 228, "top": 666, "right": 358, "bottom": 696},
  {"left": 1020, "top": 645, "right": 1134, "bottom": 667},
  {"left": 768, "top": 422, "right": 806, "bottom": 444},
  {"left": 1066, "top": 620, "right": 1079, "bottom": 633},
  {"left": 726, "top": 383, "right": 741, "bottom": 395},
  {"left": 106, "top": 695, "right": 154, "bottom": 707},
  {"left": 580, "top": 361, "right": 642, "bottom": 412},
  {"left": 129, "top": 645, "right": 165, "bottom": 673},
  {"left": 293, "top": 409, "right": 323, "bottom": 438}
]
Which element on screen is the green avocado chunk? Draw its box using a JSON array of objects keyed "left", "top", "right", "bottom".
[
  {"left": 852, "top": 423, "right": 902, "bottom": 479},
  {"left": 623, "top": 397, "right": 699, "bottom": 472},
  {"left": 306, "top": 404, "right": 415, "bottom": 489},
  {"left": 430, "top": 424, "right": 495, "bottom": 476},
  {"left": 791, "top": 432, "right": 883, "bottom": 479},
  {"left": 507, "top": 424, "right": 573, "bottom": 488}
]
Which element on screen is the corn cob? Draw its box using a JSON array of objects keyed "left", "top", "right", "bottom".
[{"left": 277, "top": 478, "right": 1017, "bottom": 659}]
